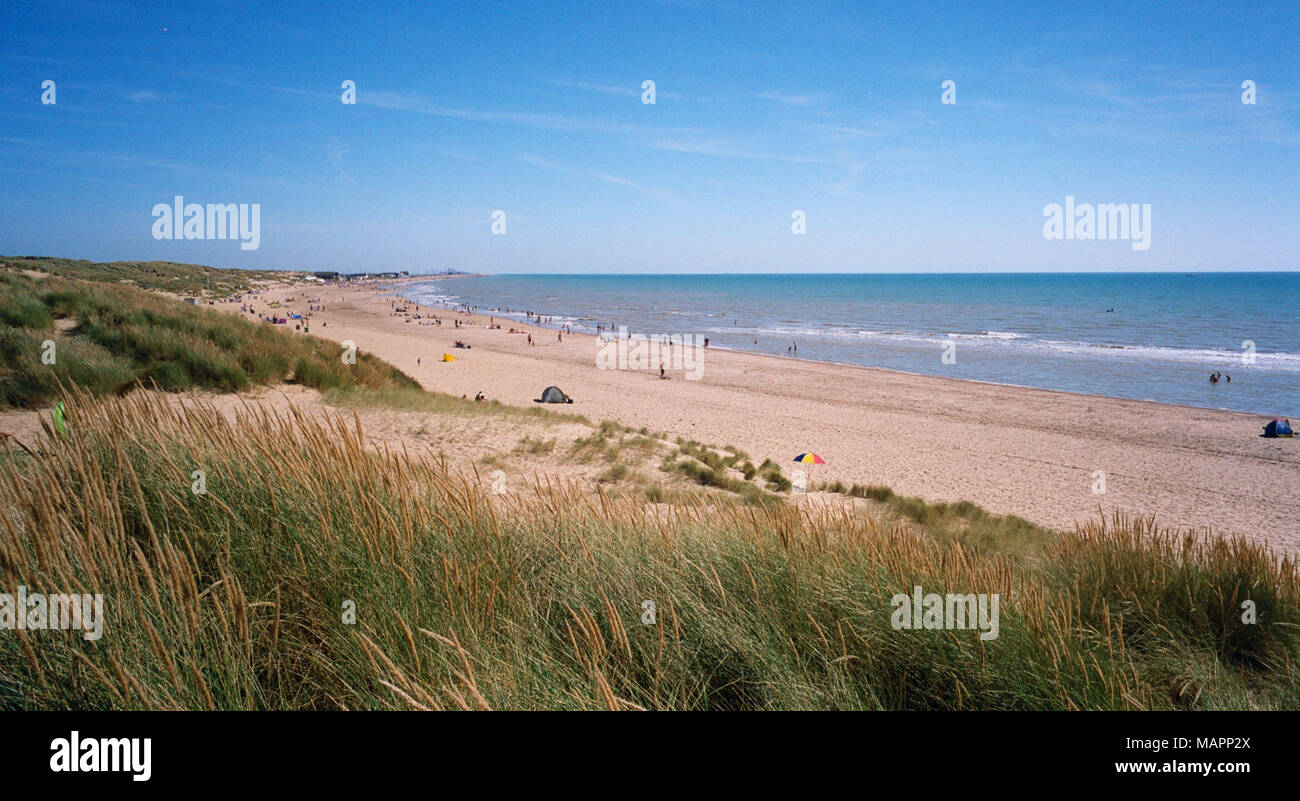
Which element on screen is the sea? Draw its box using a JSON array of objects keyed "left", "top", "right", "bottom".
[{"left": 405, "top": 273, "right": 1299, "bottom": 416}]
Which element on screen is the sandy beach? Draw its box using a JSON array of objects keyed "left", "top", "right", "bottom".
[{"left": 227, "top": 277, "right": 1300, "bottom": 551}]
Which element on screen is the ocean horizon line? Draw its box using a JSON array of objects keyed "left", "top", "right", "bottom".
[{"left": 465, "top": 269, "right": 1300, "bottom": 277}]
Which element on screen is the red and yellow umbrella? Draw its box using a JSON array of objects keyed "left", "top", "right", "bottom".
[{"left": 792, "top": 453, "right": 825, "bottom": 464}]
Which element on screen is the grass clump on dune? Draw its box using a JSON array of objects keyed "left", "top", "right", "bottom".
[
  {"left": 665, "top": 443, "right": 780, "bottom": 507},
  {"left": 3, "top": 389, "right": 1296, "bottom": 710},
  {"left": 0, "top": 255, "right": 286, "bottom": 296},
  {"left": 817, "top": 480, "right": 1055, "bottom": 564},
  {"left": 571, "top": 420, "right": 661, "bottom": 464},
  {"left": 0, "top": 270, "right": 416, "bottom": 408},
  {"left": 323, "top": 385, "right": 591, "bottom": 425}
]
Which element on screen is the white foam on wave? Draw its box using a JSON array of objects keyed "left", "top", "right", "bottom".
[
  {"left": 701, "top": 324, "right": 1300, "bottom": 369},
  {"left": 947, "top": 330, "right": 1025, "bottom": 340}
]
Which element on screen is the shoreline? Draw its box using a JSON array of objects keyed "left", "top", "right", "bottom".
[
  {"left": 223, "top": 278, "right": 1300, "bottom": 549},
  {"left": 396, "top": 284, "right": 1276, "bottom": 421},
  {"left": 395, "top": 277, "right": 1295, "bottom": 420}
]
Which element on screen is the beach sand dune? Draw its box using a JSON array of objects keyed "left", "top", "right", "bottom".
[{"left": 225, "top": 281, "right": 1300, "bottom": 551}]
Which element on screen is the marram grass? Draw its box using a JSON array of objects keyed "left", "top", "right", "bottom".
[
  {"left": 1, "top": 389, "right": 1296, "bottom": 710},
  {"left": 0, "top": 269, "right": 417, "bottom": 408},
  {"left": 0, "top": 255, "right": 286, "bottom": 297}
]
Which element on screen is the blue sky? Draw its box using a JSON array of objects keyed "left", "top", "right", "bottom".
[{"left": 1, "top": 0, "right": 1297, "bottom": 273}]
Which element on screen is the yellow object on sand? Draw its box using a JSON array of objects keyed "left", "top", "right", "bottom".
[{"left": 442, "top": 353, "right": 454, "bottom": 362}]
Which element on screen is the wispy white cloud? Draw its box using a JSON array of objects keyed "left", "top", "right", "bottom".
[
  {"left": 326, "top": 138, "right": 351, "bottom": 181},
  {"left": 555, "top": 79, "right": 637, "bottom": 96},
  {"left": 426, "top": 147, "right": 476, "bottom": 161},
  {"left": 813, "top": 123, "right": 890, "bottom": 138},
  {"left": 650, "top": 137, "right": 831, "bottom": 165},
  {"left": 0, "top": 53, "right": 80, "bottom": 68},
  {"left": 516, "top": 153, "right": 666, "bottom": 194},
  {"left": 361, "top": 89, "right": 701, "bottom": 138},
  {"left": 0, "top": 136, "right": 305, "bottom": 190},
  {"left": 0, "top": 164, "right": 155, "bottom": 191},
  {"left": 548, "top": 77, "right": 683, "bottom": 101},
  {"left": 757, "top": 90, "right": 829, "bottom": 106}
]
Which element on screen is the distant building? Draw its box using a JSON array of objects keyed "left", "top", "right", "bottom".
[
  {"left": 312, "top": 271, "right": 340, "bottom": 281},
  {"left": 344, "top": 273, "right": 369, "bottom": 282}
]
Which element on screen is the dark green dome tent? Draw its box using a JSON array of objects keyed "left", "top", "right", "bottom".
[
  {"left": 1263, "top": 418, "right": 1294, "bottom": 438},
  {"left": 535, "top": 386, "right": 573, "bottom": 404}
]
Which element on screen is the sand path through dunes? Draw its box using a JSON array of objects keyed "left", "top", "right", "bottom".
[{"left": 230, "top": 281, "right": 1300, "bottom": 551}]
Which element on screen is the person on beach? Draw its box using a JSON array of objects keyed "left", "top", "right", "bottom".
[
  {"left": 557, "top": 332, "right": 562, "bottom": 343},
  {"left": 528, "top": 333, "right": 533, "bottom": 346},
  {"left": 660, "top": 361, "right": 666, "bottom": 379},
  {"left": 704, "top": 338, "right": 709, "bottom": 348}
]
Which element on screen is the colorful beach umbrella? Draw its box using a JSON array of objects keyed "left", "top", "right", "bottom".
[{"left": 792, "top": 452, "right": 824, "bottom": 464}]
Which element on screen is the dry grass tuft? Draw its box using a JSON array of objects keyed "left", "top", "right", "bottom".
[{"left": 1, "top": 388, "right": 1296, "bottom": 710}]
